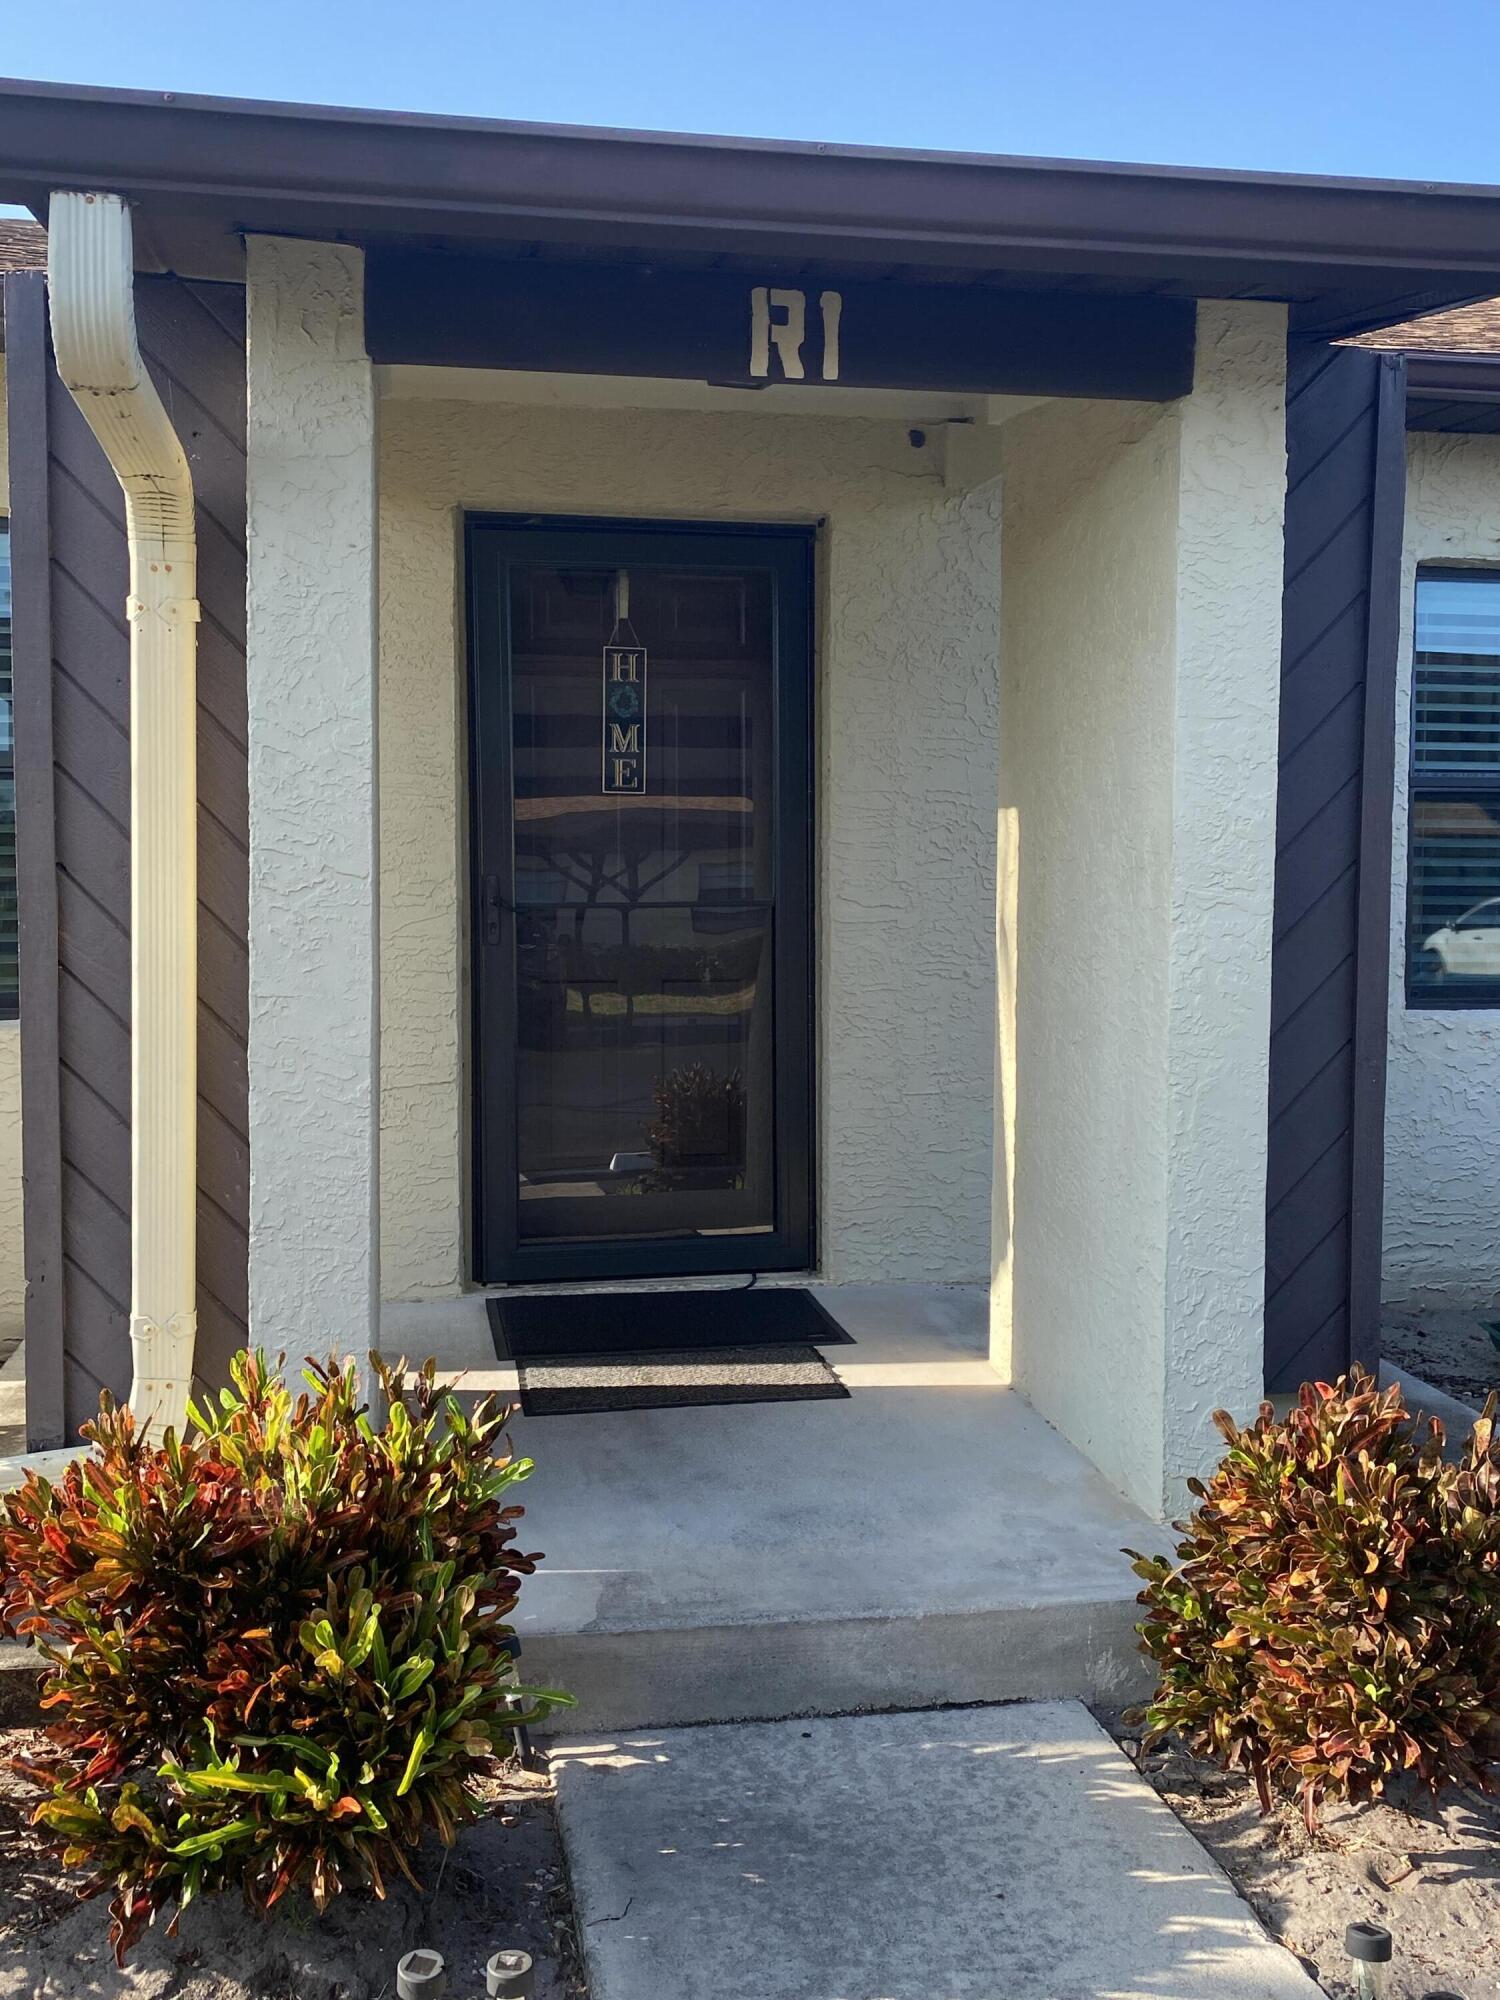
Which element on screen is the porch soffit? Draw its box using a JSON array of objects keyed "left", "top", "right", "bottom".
[{"left": 2, "top": 78, "right": 1500, "bottom": 338}]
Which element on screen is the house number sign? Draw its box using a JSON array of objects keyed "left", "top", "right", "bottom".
[
  {"left": 365, "top": 250, "right": 1197, "bottom": 402},
  {"left": 749, "top": 287, "right": 842, "bottom": 381},
  {"left": 602, "top": 574, "right": 647, "bottom": 795}
]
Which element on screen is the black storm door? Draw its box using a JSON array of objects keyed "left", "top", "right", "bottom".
[{"left": 467, "top": 519, "right": 814, "bottom": 1283}]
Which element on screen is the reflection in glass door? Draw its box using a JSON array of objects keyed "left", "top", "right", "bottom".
[{"left": 467, "top": 522, "right": 813, "bottom": 1282}]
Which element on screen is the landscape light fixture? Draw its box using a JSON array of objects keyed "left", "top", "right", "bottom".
[
  {"left": 1344, "top": 1922, "right": 1394, "bottom": 2000},
  {"left": 486, "top": 1949, "right": 536, "bottom": 1997},
  {"left": 395, "top": 1948, "right": 447, "bottom": 2000}
]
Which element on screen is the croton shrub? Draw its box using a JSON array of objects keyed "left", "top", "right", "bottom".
[
  {"left": 1131, "top": 1369, "right": 1500, "bottom": 1827},
  {"left": 0, "top": 1351, "right": 569, "bottom": 1961},
  {"left": 1136, "top": 1376, "right": 1500, "bottom": 1832}
]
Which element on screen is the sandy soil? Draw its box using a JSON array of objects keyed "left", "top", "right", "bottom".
[
  {"left": 0, "top": 1733, "right": 588, "bottom": 2000},
  {"left": 1383, "top": 1307, "right": 1500, "bottom": 1411},
  {"left": 1099, "top": 1713, "right": 1500, "bottom": 2000}
]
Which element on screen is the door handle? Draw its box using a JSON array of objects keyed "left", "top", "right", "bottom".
[{"left": 482, "top": 874, "right": 503, "bottom": 946}]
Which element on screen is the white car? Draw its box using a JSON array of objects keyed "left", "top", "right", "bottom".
[{"left": 1423, "top": 897, "right": 1500, "bottom": 978}]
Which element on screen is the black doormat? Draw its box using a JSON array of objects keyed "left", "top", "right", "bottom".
[
  {"left": 486, "top": 1285, "right": 853, "bottom": 1363},
  {"left": 512, "top": 1342, "right": 850, "bottom": 1417}
]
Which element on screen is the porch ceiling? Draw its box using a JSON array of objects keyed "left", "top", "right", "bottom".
[{"left": 4, "top": 77, "right": 1500, "bottom": 337}]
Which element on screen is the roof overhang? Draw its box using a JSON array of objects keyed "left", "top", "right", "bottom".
[
  {"left": 1406, "top": 352, "right": 1500, "bottom": 435},
  {"left": 4, "top": 79, "right": 1500, "bottom": 339}
]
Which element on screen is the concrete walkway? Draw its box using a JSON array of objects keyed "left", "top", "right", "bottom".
[
  {"left": 553, "top": 1702, "right": 1319, "bottom": 2000},
  {"left": 386, "top": 1284, "right": 1168, "bottom": 1730}
]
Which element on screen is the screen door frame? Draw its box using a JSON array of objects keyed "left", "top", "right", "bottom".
[{"left": 465, "top": 514, "right": 816, "bottom": 1285}]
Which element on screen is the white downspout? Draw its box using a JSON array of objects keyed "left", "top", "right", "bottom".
[{"left": 48, "top": 192, "right": 198, "bottom": 1438}]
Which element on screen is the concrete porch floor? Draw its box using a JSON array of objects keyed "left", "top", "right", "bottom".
[{"left": 383, "top": 1283, "right": 1167, "bottom": 1732}]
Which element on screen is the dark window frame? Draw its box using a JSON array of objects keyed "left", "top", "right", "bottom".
[
  {"left": 0, "top": 514, "right": 15, "bottom": 1022},
  {"left": 1406, "top": 563, "right": 1500, "bottom": 1012}
]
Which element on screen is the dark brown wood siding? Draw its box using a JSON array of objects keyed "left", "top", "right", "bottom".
[
  {"left": 1265, "top": 342, "right": 1406, "bottom": 1393},
  {"left": 4, "top": 270, "right": 247, "bottom": 1444}
]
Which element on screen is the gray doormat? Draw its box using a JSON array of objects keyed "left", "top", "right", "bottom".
[{"left": 515, "top": 1342, "right": 850, "bottom": 1417}]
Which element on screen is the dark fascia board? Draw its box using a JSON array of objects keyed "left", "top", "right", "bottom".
[
  {"left": 1405, "top": 352, "right": 1500, "bottom": 401},
  {"left": 1405, "top": 351, "right": 1500, "bottom": 432},
  {"left": 6, "top": 78, "right": 1500, "bottom": 326}
]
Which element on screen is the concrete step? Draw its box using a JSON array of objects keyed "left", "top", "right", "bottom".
[
  {"left": 524, "top": 1595, "right": 1152, "bottom": 1735},
  {"left": 386, "top": 1283, "right": 1167, "bottom": 1732}
]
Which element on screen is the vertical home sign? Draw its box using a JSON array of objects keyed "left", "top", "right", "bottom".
[{"left": 602, "top": 627, "right": 647, "bottom": 794}]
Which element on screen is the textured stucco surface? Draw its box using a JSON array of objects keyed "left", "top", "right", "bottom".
[
  {"left": 0, "top": 362, "right": 23, "bottom": 1349},
  {"left": 245, "top": 239, "right": 380, "bottom": 1356},
  {"left": 993, "top": 392, "right": 1176, "bottom": 1502},
  {"left": 1384, "top": 432, "right": 1500, "bottom": 1309},
  {"left": 1163, "top": 304, "right": 1288, "bottom": 1490},
  {"left": 994, "top": 302, "right": 1286, "bottom": 1517},
  {"left": 377, "top": 397, "right": 1001, "bottom": 1299}
]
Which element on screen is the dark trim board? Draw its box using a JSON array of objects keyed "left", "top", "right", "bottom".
[
  {"left": 4, "top": 273, "right": 65, "bottom": 1447},
  {"left": 1265, "top": 344, "right": 1406, "bottom": 1393},
  {"left": 4, "top": 271, "right": 249, "bottom": 1443},
  {"left": 366, "top": 252, "right": 1196, "bottom": 401}
]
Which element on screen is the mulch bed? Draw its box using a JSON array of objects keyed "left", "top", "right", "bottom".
[{"left": 0, "top": 1729, "right": 589, "bottom": 2000}]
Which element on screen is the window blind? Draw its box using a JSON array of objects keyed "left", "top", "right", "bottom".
[
  {"left": 1408, "top": 571, "right": 1500, "bottom": 1005},
  {"left": 1413, "top": 577, "right": 1500, "bottom": 772}
]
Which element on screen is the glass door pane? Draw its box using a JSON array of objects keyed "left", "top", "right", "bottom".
[{"left": 468, "top": 532, "right": 813, "bottom": 1276}]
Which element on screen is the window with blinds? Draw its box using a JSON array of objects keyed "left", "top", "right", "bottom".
[
  {"left": 0, "top": 518, "right": 14, "bottom": 1020},
  {"left": 1407, "top": 570, "right": 1500, "bottom": 1006}
]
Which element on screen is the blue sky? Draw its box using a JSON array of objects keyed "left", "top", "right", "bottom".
[{"left": 1, "top": 0, "right": 1498, "bottom": 183}]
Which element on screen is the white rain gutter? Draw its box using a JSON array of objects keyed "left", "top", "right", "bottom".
[{"left": 47, "top": 192, "right": 198, "bottom": 1438}]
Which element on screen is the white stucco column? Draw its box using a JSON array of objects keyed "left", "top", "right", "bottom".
[
  {"left": 245, "top": 237, "right": 379, "bottom": 1363},
  {"left": 1159, "top": 300, "right": 1287, "bottom": 1497},
  {"left": 993, "top": 300, "right": 1286, "bottom": 1519}
]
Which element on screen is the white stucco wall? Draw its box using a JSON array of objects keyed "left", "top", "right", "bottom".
[
  {"left": 992, "top": 389, "right": 1176, "bottom": 1500},
  {"left": 0, "top": 355, "right": 24, "bottom": 1349},
  {"left": 245, "top": 239, "right": 381, "bottom": 1358},
  {"left": 993, "top": 302, "right": 1287, "bottom": 1518},
  {"left": 1383, "top": 431, "right": 1500, "bottom": 1309},
  {"left": 377, "top": 398, "right": 1001, "bottom": 1299}
]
